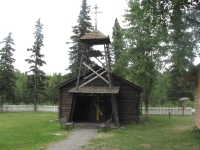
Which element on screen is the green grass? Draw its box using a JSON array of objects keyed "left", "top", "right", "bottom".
[
  {"left": 0, "top": 112, "right": 71, "bottom": 150},
  {"left": 85, "top": 115, "right": 200, "bottom": 150},
  {"left": 1, "top": 113, "right": 200, "bottom": 150}
]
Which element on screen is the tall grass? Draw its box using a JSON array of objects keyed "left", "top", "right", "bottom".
[
  {"left": 85, "top": 115, "right": 200, "bottom": 150},
  {"left": 0, "top": 112, "right": 70, "bottom": 150}
]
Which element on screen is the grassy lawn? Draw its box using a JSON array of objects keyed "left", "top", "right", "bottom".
[
  {"left": 84, "top": 115, "right": 200, "bottom": 150},
  {"left": 1, "top": 112, "right": 200, "bottom": 150},
  {"left": 0, "top": 112, "right": 71, "bottom": 150}
]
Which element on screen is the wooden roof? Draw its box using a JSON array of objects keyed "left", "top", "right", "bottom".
[
  {"left": 80, "top": 30, "right": 111, "bottom": 45},
  {"left": 181, "top": 63, "right": 200, "bottom": 85},
  {"left": 68, "top": 86, "right": 120, "bottom": 94}
]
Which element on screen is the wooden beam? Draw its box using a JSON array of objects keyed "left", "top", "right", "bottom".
[
  {"left": 84, "top": 68, "right": 104, "bottom": 80},
  {"left": 104, "top": 44, "right": 112, "bottom": 88},
  {"left": 76, "top": 53, "right": 84, "bottom": 90},
  {"left": 94, "top": 56, "right": 106, "bottom": 68},
  {"left": 59, "top": 89, "right": 62, "bottom": 118},
  {"left": 181, "top": 64, "right": 200, "bottom": 85},
  {"left": 69, "top": 97, "right": 76, "bottom": 121},
  {"left": 79, "top": 70, "right": 107, "bottom": 87},
  {"left": 181, "top": 71, "right": 196, "bottom": 85},
  {"left": 82, "top": 62, "right": 109, "bottom": 84}
]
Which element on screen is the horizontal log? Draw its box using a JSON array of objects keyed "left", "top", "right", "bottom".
[
  {"left": 60, "top": 112, "right": 70, "bottom": 117},
  {"left": 60, "top": 101, "right": 73, "bottom": 105},
  {"left": 61, "top": 96, "right": 73, "bottom": 100},
  {"left": 118, "top": 100, "right": 138, "bottom": 103}
]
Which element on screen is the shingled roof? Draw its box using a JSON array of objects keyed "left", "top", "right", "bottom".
[
  {"left": 181, "top": 63, "right": 200, "bottom": 85},
  {"left": 68, "top": 86, "right": 120, "bottom": 94},
  {"left": 80, "top": 30, "right": 111, "bottom": 45}
]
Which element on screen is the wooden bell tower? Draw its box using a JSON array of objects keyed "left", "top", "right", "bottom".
[
  {"left": 74, "top": 30, "right": 120, "bottom": 127},
  {"left": 76, "top": 30, "right": 111, "bottom": 89}
]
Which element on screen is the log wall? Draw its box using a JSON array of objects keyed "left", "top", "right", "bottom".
[
  {"left": 194, "top": 72, "right": 200, "bottom": 129},
  {"left": 58, "top": 71, "right": 141, "bottom": 124},
  {"left": 59, "top": 80, "right": 76, "bottom": 120},
  {"left": 112, "top": 77, "right": 141, "bottom": 124}
]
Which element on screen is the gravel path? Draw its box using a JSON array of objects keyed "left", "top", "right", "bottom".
[{"left": 48, "top": 128, "right": 98, "bottom": 150}]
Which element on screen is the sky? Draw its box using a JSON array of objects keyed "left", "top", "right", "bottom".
[
  {"left": 0, "top": 0, "right": 199, "bottom": 75},
  {"left": 0, "top": 0, "right": 128, "bottom": 75}
]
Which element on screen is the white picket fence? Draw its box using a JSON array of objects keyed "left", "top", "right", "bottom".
[
  {"left": 142, "top": 107, "right": 193, "bottom": 115},
  {"left": 2, "top": 105, "right": 58, "bottom": 112},
  {"left": 2, "top": 105, "right": 193, "bottom": 115}
]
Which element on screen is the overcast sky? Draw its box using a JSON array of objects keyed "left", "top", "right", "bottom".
[
  {"left": 0, "top": 0, "right": 199, "bottom": 75},
  {"left": 0, "top": 0, "right": 128, "bottom": 75}
]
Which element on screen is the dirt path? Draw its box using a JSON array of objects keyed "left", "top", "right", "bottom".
[{"left": 48, "top": 128, "right": 98, "bottom": 150}]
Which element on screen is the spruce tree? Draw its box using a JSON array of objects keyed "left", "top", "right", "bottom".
[
  {"left": 25, "top": 19, "right": 48, "bottom": 111},
  {"left": 0, "top": 32, "right": 17, "bottom": 104},
  {"left": 167, "top": 2, "right": 199, "bottom": 102},
  {"left": 111, "top": 18, "right": 124, "bottom": 63},
  {"left": 110, "top": 18, "right": 125, "bottom": 76},
  {"left": 68, "top": 0, "right": 93, "bottom": 77}
]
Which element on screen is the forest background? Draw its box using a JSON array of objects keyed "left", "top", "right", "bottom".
[{"left": 0, "top": 0, "right": 200, "bottom": 109}]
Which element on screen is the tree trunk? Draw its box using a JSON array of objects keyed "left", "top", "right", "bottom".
[
  {"left": 144, "top": 92, "right": 149, "bottom": 122},
  {"left": 0, "top": 97, "right": 2, "bottom": 113},
  {"left": 34, "top": 76, "right": 37, "bottom": 111},
  {"left": 144, "top": 100, "right": 149, "bottom": 122},
  {"left": 34, "top": 96, "right": 37, "bottom": 111}
]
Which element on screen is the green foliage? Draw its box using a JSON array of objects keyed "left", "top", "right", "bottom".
[
  {"left": 14, "top": 70, "right": 30, "bottom": 104},
  {"left": 13, "top": 71, "right": 68, "bottom": 105},
  {"left": 118, "top": 0, "right": 200, "bottom": 114},
  {"left": 122, "top": 0, "right": 168, "bottom": 121},
  {"left": 0, "top": 32, "right": 17, "bottom": 103},
  {"left": 68, "top": 0, "right": 93, "bottom": 77},
  {"left": 111, "top": 18, "right": 124, "bottom": 63},
  {"left": 45, "top": 73, "right": 66, "bottom": 105},
  {"left": 0, "top": 112, "right": 70, "bottom": 150},
  {"left": 150, "top": 71, "right": 171, "bottom": 106},
  {"left": 25, "top": 19, "right": 48, "bottom": 110},
  {"left": 184, "top": 100, "right": 194, "bottom": 108},
  {"left": 166, "top": 2, "right": 199, "bottom": 102},
  {"left": 111, "top": 18, "right": 125, "bottom": 76}
]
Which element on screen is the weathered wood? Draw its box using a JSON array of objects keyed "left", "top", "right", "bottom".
[
  {"left": 104, "top": 44, "right": 112, "bottom": 88},
  {"left": 82, "top": 62, "right": 109, "bottom": 84},
  {"left": 79, "top": 70, "right": 107, "bottom": 87},
  {"left": 111, "top": 95, "right": 120, "bottom": 128},
  {"left": 76, "top": 52, "right": 84, "bottom": 90},
  {"left": 58, "top": 65, "right": 142, "bottom": 125},
  {"left": 80, "top": 30, "right": 111, "bottom": 45},
  {"left": 94, "top": 56, "right": 106, "bottom": 67},
  {"left": 84, "top": 68, "right": 104, "bottom": 80},
  {"left": 69, "top": 97, "right": 76, "bottom": 121},
  {"left": 194, "top": 72, "right": 200, "bottom": 129},
  {"left": 182, "top": 65, "right": 200, "bottom": 130},
  {"left": 58, "top": 89, "right": 62, "bottom": 118}
]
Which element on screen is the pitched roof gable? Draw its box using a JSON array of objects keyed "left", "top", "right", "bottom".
[
  {"left": 181, "top": 63, "right": 200, "bottom": 85},
  {"left": 55, "top": 65, "right": 142, "bottom": 91}
]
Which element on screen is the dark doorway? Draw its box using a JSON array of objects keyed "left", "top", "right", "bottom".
[{"left": 72, "top": 95, "right": 112, "bottom": 122}]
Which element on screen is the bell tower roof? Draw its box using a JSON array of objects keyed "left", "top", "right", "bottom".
[{"left": 80, "top": 30, "right": 111, "bottom": 45}]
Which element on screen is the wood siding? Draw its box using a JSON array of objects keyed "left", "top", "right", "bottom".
[
  {"left": 58, "top": 70, "right": 141, "bottom": 124},
  {"left": 194, "top": 72, "right": 200, "bottom": 129},
  {"left": 113, "top": 77, "right": 141, "bottom": 124},
  {"left": 59, "top": 80, "right": 76, "bottom": 120}
]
